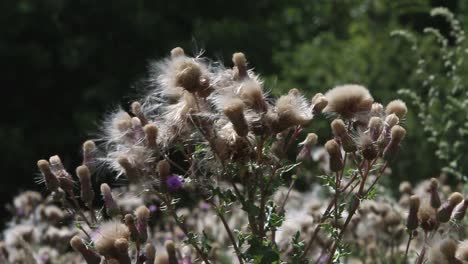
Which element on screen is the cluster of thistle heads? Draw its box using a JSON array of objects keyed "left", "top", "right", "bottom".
[
  {"left": 405, "top": 177, "right": 468, "bottom": 263},
  {"left": 1, "top": 47, "right": 445, "bottom": 264}
]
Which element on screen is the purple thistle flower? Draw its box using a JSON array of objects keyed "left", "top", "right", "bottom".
[
  {"left": 149, "top": 204, "right": 158, "bottom": 213},
  {"left": 166, "top": 174, "right": 183, "bottom": 191}
]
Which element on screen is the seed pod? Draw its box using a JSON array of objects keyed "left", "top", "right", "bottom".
[
  {"left": 144, "top": 243, "right": 156, "bottom": 264},
  {"left": 124, "top": 214, "right": 139, "bottom": 243},
  {"left": 453, "top": 199, "right": 468, "bottom": 221},
  {"left": 131, "top": 101, "right": 148, "bottom": 126},
  {"left": 82, "top": 140, "right": 97, "bottom": 169},
  {"left": 311, "top": 93, "right": 328, "bottom": 115},
  {"left": 165, "top": 240, "right": 178, "bottom": 264},
  {"left": 114, "top": 238, "right": 131, "bottom": 264},
  {"left": 143, "top": 124, "right": 158, "bottom": 149},
  {"left": 171, "top": 47, "right": 184, "bottom": 58},
  {"left": 37, "top": 160, "right": 59, "bottom": 191},
  {"left": 157, "top": 160, "right": 171, "bottom": 181},
  {"left": 407, "top": 195, "right": 420, "bottom": 231},
  {"left": 386, "top": 99, "right": 407, "bottom": 119},
  {"left": 223, "top": 98, "right": 249, "bottom": 137},
  {"left": 49, "top": 155, "right": 75, "bottom": 192},
  {"left": 429, "top": 178, "right": 441, "bottom": 209},
  {"left": 76, "top": 165, "right": 94, "bottom": 205},
  {"left": 70, "top": 236, "right": 101, "bottom": 264},
  {"left": 100, "top": 183, "right": 120, "bottom": 218},
  {"left": 175, "top": 61, "right": 203, "bottom": 93},
  {"left": 233, "top": 52, "right": 248, "bottom": 79},
  {"left": 131, "top": 117, "right": 145, "bottom": 141},
  {"left": 331, "top": 119, "right": 356, "bottom": 152},
  {"left": 437, "top": 192, "right": 464, "bottom": 223},
  {"left": 368, "top": 117, "right": 383, "bottom": 141},
  {"left": 383, "top": 125, "right": 406, "bottom": 161},
  {"left": 325, "top": 139, "right": 343, "bottom": 172},
  {"left": 135, "top": 206, "right": 150, "bottom": 244},
  {"left": 117, "top": 156, "right": 139, "bottom": 183},
  {"left": 359, "top": 134, "right": 377, "bottom": 160}
]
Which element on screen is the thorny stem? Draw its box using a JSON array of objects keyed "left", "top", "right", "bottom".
[
  {"left": 229, "top": 179, "right": 258, "bottom": 235},
  {"left": 326, "top": 157, "right": 387, "bottom": 264},
  {"left": 301, "top": 170, "right": 359, "bottom": 258},
  {"left": 66, "top": 190, "right": 92, "bottom": 227},
  {"left": 403, "top": 232, "right": 413, "bottom": 264},
  {"left": 209, "top": 200, "right": 244, "bottom": 264},
  {"left": 158, "top": 194, "right": 211, "bottom": 264}
]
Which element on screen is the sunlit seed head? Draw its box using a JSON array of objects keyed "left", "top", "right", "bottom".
[
  {"left": 323, "top": 84, "right": 374, "bottom": 119},
  {"left": 448, "top": 192, "right": 464, "bottom": 206},
  {"left": 331, "top": 119, "right": 346, "bottom": 136},
  {"left": 135, "top": 205, "right": 150, "bottom": 222},
  {"left": 384, "top": 113, "right": 399, "bottom": 128},
  {"left": 170, "top": 47, "right": 185, "bottom": 58},
  {"left": 385, "top": 99, "right": 407, "bottom": 119},
  {"left": 390, "top": 125, "right": 406, "bottom": 141},
  {"left": 175, "top": 60, "right": 203, "bottom": 93},
  {"left": 456, "top": 239, "right": 468, "bottom": 261}
]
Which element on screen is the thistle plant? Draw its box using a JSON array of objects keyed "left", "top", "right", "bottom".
[{"left": 2, "top": 47, "right": 450, "bottom": 264}]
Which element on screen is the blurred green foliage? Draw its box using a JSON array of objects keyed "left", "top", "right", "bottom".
[{"left": 1, "top": 0, "right": 466, "bottom": 218}]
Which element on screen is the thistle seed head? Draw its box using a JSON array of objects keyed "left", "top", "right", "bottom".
[
  {"left": 323, "top": 84, "right": 374, "bottom": 119},
  {"left": 385, "top": 99, "right": 407, "bottom": 119}
]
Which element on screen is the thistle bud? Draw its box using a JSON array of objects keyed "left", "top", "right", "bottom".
[
  {"left": 429, "top": 178, "right": 441, "bottom": 209},
  {"left": 82, "top": 140, "right": 97, "bottom": 169},
  {"left": 114, "top": 238, "right": 131, "bottom": 264},
  {"left": 131, "top": 117, "right": 145, "bottom": 141},
  {"left": 70, "top": 236, "right": 101, "bottom": 264},
  {"left": 239, "top": 80, "right": 267, "bottom": 112},
  {"left": 171, "top": 47, "right": 184, "bottom": 58},
  {"left": 49, "top": 155, "right": 75, "bottom": 192},
  {"left": 297, "top": 133, "right": 318, "bottom": 161},
  {"left": 233, "top": 52, "right": 248, "bottom": 79},
  {"left": 359, "top": 134, "right": 377, "bottom": 160},
  {"left": 175, "top": 60, "right": 203, "bottom": 93},
  {"left": 418, "top": 204, "right": 438, "bottom": 232},
  {"left": 370, "top": 103, "right": 384, "bottom": 116},
  {"left": 165, "top": 240, "right": 178, "bottom": 264},
  {"left": 439, "top": 239, "right": 458, "bottom": 260},
  {"left": 100, "top": 183, "right": 120, "bottom": 217},
  {"left": 37, "top": 160, "right": 59, "bottom": 191},
  {"left": 383, "top": 125, "right": 406, "bottom": 161},
  {"left": 453, "top": 199, "right": 468, "bottom": 221},
  {"left": 437, "top": 192, "right": 463, "bottom": 223},
  {"left": 331, "top": 119, "right": 355, "bottom": 152},
  {"left": 325, "top": 139, "right": 343, "bottom": 172},
  {"left": 384, "top": 114, "right": 399, "bottom": 128},
  {"left": 135, "top": 206, "right": 150, "bottom": 244},
  {"left": 399, "top": 181, "right": 412, "bottom": 194},
  {"left": 143, "top": 124, "right": 158, "bottom": 149},
  {"left": 124, "top": 214, "right": 139, "bottom": 243},
  {"left": 456, "top": 240, "right": 468, "bottom": 261},
  {"left": 311, "top": 93, "right": 328, "bottom": 115},
  {"left": 157, "top": 160, "right": 171, "bottom": 180},
  {"left": 385, "top": 99, "right": 407, "bottom": 119},
  {"left": 76, "top": 165, "right": 94, "bottom": 205},
  {"left": 368, "top": 117, "right": 383, "bottom": 141},
  {"left": 407, "top": 195, "right": 420, "bottom": 231},
  {"left": 182, "top": 245, "right": 192, "bottom": 264},
  {"left": 144, "top": 243, "right": 156, "bottom": 264},
  {"left": 131, "top": 101, "right": 148, "bottom": 126},
  {"left": 117, "top": 156, "right": 139, "bottom": 183},
  {"left": 223, "top": 98, "right": 249, "bottom": 137}
]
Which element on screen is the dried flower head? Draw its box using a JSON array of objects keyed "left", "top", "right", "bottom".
[
  {"left": 385, "top": 99, "right": 407, "bottom": 119},
  {"left": 325, "top": 139, "right": 343, "bottom": 172},
  {"left": 93, "top": 220, "right": 130, "bottom": 257},
  {"left": 323, "top": 84, "right": 374, "bottom": 119}
]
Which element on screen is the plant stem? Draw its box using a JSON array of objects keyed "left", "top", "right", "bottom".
[
  {"left": 403, "top": 232, "right": 412, "bottom": 264},
  {"left": 210, "top": 201, "right": 244, "bottom": 264}
]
